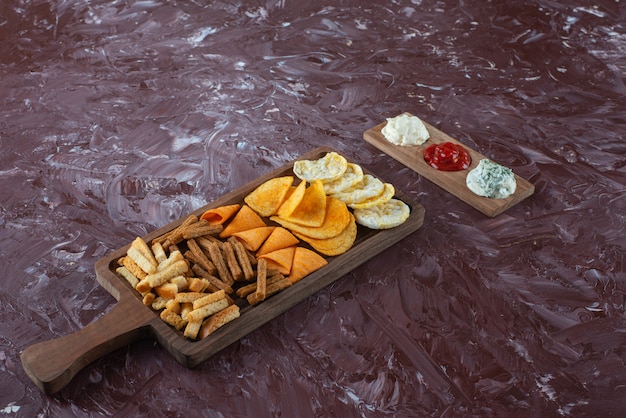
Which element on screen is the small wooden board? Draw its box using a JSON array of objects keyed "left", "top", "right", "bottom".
[
  {"left": 363, "top": 113, "right": 534, "bottom": 217},
  {"left": 21, "top": 146, "right": 424, "bottom": 395}
]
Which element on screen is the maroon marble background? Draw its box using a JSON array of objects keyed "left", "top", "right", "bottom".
[{"left": 1, "top": 0, "right": 625, "bottom": 416}]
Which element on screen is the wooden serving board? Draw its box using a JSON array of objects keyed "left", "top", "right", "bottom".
[
  {"left": 20, "top": 146, "right": 424, "bottom": 395},
  {"left": 363, "top": 113, "right": 534, "bottom": 217}
]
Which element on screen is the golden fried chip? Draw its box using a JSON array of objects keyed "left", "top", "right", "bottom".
[
  {"left": 293, "top": 152, "right": 348, "bottom": 183},
  {"left": 258, "top": 246, "right": 297, "bottom": 275},
  {"left": 244, "top": 176, "right": 294, "bottom": 217},
  {"left": 271, "top": 197, "right": 351, "bottom": 239},
  {"left": 349, "top": 183, "right": 395, "bottom": 209},
  {"left": 276, "top": 180, "right": 306, "bottom": 218},
  {"left": 200, "top": 204, "right": 241, "bottom": 225},
  {"left": 281, "top": 180, "right": 327, "bottom": 227},
  {"left": 256, "top": 227, "right": 300, "bottom": 257},
  {"left": 219, "top": 205, "right": 267, "bottom": 238},
  {"left": 294, "top": 214, "right": 357, "bottom": 256},
  {"left": 231, "top": 226, "right": 276, "bottom": 251},
  {"left": 288, "top": 247, "right": 328, "bottom": 284}
]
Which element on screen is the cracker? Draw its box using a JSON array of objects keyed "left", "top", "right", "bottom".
[
  {"left": 151, "top": 242, "right": 167, "bottom": 264},
  {"left": 155, "top": 282, "right": 178, "bottom": 299},
  {"left": 187, "top": 298, "right": 229, "bottom": 322},
  {"left": 184, "top": 319, "right": 203, "bottom": 339},
  {"left": 199, "top": 305, "right": 240, "bottom": 339},
  {"left": 122, "top": 255, "right": 148, "bottom": 280},
  {"left": 192, "top": 290, "right": 226, "bottom": 310},
  {"left": 116, "top": 266, "right": 139, "bottom": 289},
  {"left": 160, "top": 308, "right": 187, "bottom": 331},
  {"left": 146, "top": 260, "right": 188, "bottom": 288}
]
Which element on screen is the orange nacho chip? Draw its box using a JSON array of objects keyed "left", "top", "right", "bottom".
[
  {"left": 200, "top": 204, "right": 241, "bottom": 225},
  {"left": 244, "top": 176, "right": 294, "bottom": 217},
  {"left": 257, "top": 246, "right": 297, "bottom": 275},
  {"left": 256, "top": 227, "right": 300, "bottom": 257},
  {"left": 231, "top": 226, "right": 276, "bottom": 251},
  {"left": 281, "top": 180, "right": 327, "bottom": 227},
  {"left": 294, "top": 214, "right": 357, "bottom": 256},
  {"left": 276, "top": 180, "right": 306, "bottom": 218},
  {"left": 219, "top": 205, "right": 267, "bottom": 238},
  {"left": 288, "top": 247, "right": 328, "bottom": 284},
  {"left": 271, "top": 196, "right": 351, "bottom": 239}
]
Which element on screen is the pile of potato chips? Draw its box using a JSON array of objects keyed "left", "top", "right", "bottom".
[{"left": 245, "top": 151, "right": 410, "bottom": 255}]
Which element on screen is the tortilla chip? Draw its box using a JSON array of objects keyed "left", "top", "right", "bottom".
[
  {"left": 200, "top": 204, "right": 241, "bottom": 225},
  {"left": 244, "top": 176, "right": 294, "bottom": 217},
  {"left": 294, "top": 214, "right": 357, "bottom": 256},
  {"left": 219, "top": 205, "right": 267, "bottom": 238},
  {"left": 231, "top": 226, "right": 276, "bottom": 251},
  {"left": 276, "top": 180, "right": 306, "bottom": 218},
  {"left": 288, "top": 247, "right": 328, "bottom": 284},
  {"left": 256, "top": 227, "right": 300, "bottom": 257},
  {"left": 258, "top": 246, "right": 297, "bottom": 275},
  {"left": 281, "top": 180, "right": 327, "bottom": 227},
  {"left": 270, "top": 197, "right": 351, "bottom": 239}
]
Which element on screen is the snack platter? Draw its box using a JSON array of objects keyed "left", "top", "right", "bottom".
[
  {"left": 21, "top": 146, "right": 424, "bottom": 395},
  {"left": 363, "top": 113, "right": 535, "bottom": 217}
]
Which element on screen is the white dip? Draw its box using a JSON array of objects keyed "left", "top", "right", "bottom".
[
  {"left": 381, "top": 114, "right": 430, "bottom": 146},
  {"left": 466, "top": 159, "right": 517, "bottom": 199}
]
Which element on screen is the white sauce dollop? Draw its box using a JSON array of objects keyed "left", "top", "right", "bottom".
[
  {"left": 466, "top": 159, "right": 517, "bottom": 199},
  {"left": 381, "top": 114, "right": 430, "bottom": 146}
]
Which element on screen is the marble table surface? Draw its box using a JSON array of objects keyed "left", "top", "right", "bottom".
[{"left": 1, "top": 0, "right": 625, "bottom": 416}]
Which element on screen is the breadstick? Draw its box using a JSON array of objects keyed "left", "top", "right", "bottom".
[
  {"left": 222, "top": 241, "right": 243, "bottom": 282},
  {"left": 191, "top": 264, "right": 232, "bottom": 294},
  {"left": 255, "top": 258, "right": 267, "bottom": 302},
  {"left": 206, "top": 241, "right": 234, "bottom": 285},
  {"left": 186, "top": 298, "right": 229, "bottom": 322},
  {"left": 247, "top": 276, "right": 292, "bottom": 305},
  {"left": 199, "top": 305, "right": 240, "bottom": 339},
  {"left": 227, "top": 237, "right": 255, "bottom": 281}
]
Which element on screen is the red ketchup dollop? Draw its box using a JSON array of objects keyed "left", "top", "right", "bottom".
[{"left": 423, "top": 141, "right": 471, "bottom": 171}]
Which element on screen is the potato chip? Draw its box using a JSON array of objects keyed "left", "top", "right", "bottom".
[
  {"left": 353, "top": 198, "right": 410, "bottom": 229},
  {"left": 219, "top": 205, "right": 267, "bottom": 238},
  {"left": 281, "top": 180, "right": 327, "bottom": 227},
  {"left": 322, "top": 163, "right": 364, "bottom": 195},
  {"left": 258, "top": 246, "right": 297, "bottom": 275},
  {"left": 293, "top": 152, "right": 348, "bottom": 183},
  {"left": 288, "top": 247, "right": 328, "bottom": 284},
  {"left": 276, "top": 180, "right": 306, "bottom": 218},
  {"left": 349, "top": 183, "right": 395, "bottom": 209},
  {"left": 331, "top": 174, "right": 385, "bottom": 205},
  {"left": 294, "top": 214, "right": 357, "bottom": 256},
  {"left": 271, "top": 196, "right": 351, "bottom": 239},
  {"left": 256, "top": 227, "right": 299, "bottom": 256},
  {"left": 200, "top": 204, "right": 241, "bottom": 225},
  {"left": 244, "top": 176, "right": 294, "bottom": 217}
]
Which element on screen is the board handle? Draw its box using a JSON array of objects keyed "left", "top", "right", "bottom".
[{"left": 20, "top": 298, "right": 154, "bottom": 395}]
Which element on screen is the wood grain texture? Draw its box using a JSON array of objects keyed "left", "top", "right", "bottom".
[
  {"left": 363, "top": 114, "right": 535, "bottom": 217},
  {"left": 21, "top": 146, "right": 424, "bottom": 394}
]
